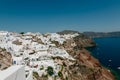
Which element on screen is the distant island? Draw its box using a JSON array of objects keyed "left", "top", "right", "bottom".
[{"left": 83, "top": 31, "right": 120, "bottom": 38}]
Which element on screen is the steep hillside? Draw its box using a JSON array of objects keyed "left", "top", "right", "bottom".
[
  {"left": 62, "top": 37, "right": 115, "bottom": 80},
  {"left": 0, "top": 48, "right": 12, "bottom": 70},
  {"left": 0, "top": 31, "right": 115, "bottom": 80}
]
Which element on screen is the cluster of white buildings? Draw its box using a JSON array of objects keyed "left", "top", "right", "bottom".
[{"left": 0, "top": 31, "right": 79, "bottom": 80}]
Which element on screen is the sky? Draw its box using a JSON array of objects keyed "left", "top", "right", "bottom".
[{"left": 0, "top": 0, "right": 120, "bottom": 33}]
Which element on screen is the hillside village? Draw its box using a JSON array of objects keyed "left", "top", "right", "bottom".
[{"left": 0, "top": 31, "right": 115, "bottom": 80}]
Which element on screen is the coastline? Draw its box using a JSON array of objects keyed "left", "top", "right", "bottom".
[{"left": 86, "top": 47, "right": 120, "bottom": 80}]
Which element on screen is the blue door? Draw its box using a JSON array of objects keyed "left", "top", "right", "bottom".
[{"left": 13, "top": 61, "right": 16, "bottom": 64}]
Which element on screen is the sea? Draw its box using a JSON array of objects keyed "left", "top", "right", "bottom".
[{"left": 87, "top": 37, "right": 120, "bottom": 80}]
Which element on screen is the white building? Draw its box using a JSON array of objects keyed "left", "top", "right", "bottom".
[{"left": 0, "top": 65, "right": 26, "bottom": 80}]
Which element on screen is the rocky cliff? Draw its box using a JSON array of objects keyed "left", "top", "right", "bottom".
[
  {"left": 56, "top": 32, "right": 115, "bottom": 80},
  {"left": 0, "top": 48, "right": 12, "bottom": 70}
]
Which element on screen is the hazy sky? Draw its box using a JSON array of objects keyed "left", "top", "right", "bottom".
[{"left": 0, "top": 0, "right": 120, "bottom": 33}]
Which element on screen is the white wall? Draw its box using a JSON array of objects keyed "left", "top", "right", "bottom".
[
  {"left": 0, "top": 65, "right": 26, "bottom": 80},
  {"left": 26, "top": 71, "right": 33, "bottom": 80}
]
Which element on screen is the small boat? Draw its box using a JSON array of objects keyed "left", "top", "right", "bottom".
[
  {"left": 108, "top": 59, "right": 112, "bottom": 62},
  {"left": 117, "top": 67, "right": 120, "bottom": 70}
]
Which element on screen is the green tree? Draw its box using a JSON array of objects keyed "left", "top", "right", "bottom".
[
  {"left": 58, "top": 71, "right": 63, "bottom": 77},
  {"left": 46, "top": 66, "right": 54, "bottom": 76},
  {"left": 33, "top": 72, "right": 39, "bottom": 79},
  {"left": 20, "top": 32, "right": 24, "bottom": 35}
]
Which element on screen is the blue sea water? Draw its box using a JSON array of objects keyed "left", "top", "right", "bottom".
[{"left": 87, "top": 37, "right": 120, "bottom": 79}]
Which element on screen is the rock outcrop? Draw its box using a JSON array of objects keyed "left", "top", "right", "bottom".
[{"left": 0, "top": 48, "right": 12, "bottom": 70}]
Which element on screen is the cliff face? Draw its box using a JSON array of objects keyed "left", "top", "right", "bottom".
[
  {"left": 73, "top": 35, "right": 96, "bottom": 47},
  {"left": 0, "top": 48, "right": 12, "bottom": 70},
  {"left": 61, "top": 35, "right": 115, "bottom": 80}
]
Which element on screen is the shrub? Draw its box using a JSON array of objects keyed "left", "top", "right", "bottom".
[
  {"left": 42, "top": 74, "right": 48, "bottom": 78},
  {"left": 40, "top": 65, "right": 44, "bottom": 70},
  {"left": 58, "top": 71, "right": 63, "bottom": 77},
  {"left": 46, "top": 66, "right": 54, "bottom": 76},
  {"left": 2, "top": 48, "right": 6, "bottom": 51},
  {"left": 33, "top": 72, "right": 39, "bottom": 78},
  {"left": 20, "top": 32, "right": 24, "bottom": 35},
  {"left": 66, "top": 76, "right": 68, "bottom": 80}
]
